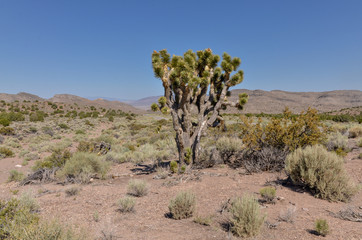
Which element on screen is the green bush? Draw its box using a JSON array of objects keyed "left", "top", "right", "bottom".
[
  {"left": 259, "top": 187, "right": 276, "bottom": 203},
  {"left": 216, "top": 136, "right": 243, "bottom": 161},
  {"left": 240, "top": 108, "right": 325, "bottom": 151},
  {"left": 168, "top": 191, "right": 196, "bottom": 220},
  {"left": 127, "top": 179, "right": 148, "bottom": 197},
  {"left": 29, "top": 111, "right": 47, "bottom": 122},
  {"left": 65, "top": 186, "right": 80, "bottom": 197},
  {"left": 58, "top": 152, "right": 110, "bottom": 183},
  {"left": 0, "top": 126, "right": 15, "bottom": 135},
  {"left": 349, "top": 125, "right": 362, "bottom": 138},
  {"left": 315, "top": 219, "right": 329, "bottom": 236},
  {"left": 0, "top": 147, "right": 14, "bottom": 158},
  {"left": 229, "top": 195, "right": 265, "bottom": 238},
  {"left": 170, "top": 160, "right": 178, "bottom": 173},
  {"left": 59, "top": 123, "right": 69, "bottom": 129},
  {"left": 8, "top": 170, "right": 25, "bottom": 182},
  {"left": 285, "top": 145, "right": 358, "bottom": 202},
  {"left": 117, "top": 197, "right": 136, "bottom": 213},
  {"left": 33, "top": 149, "right": 71, "bottom": 170},
  {"left": 193, "top": 215, "right": 212, "bottom": 226},
  {"left": 13, "top": 219, "right": 86, "bottom": 240}
]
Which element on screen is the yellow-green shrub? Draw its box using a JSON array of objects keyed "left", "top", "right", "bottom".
[
  {"left": 240, "top": 108, "right": 325, "bottom": 151},
  {"left": 57, "top": 152, "right": 110, "bottom": 183},
  {"left": 349, "top": 125, "right": 362, "bottom": 138},
  {"left": 168, "top": 191, "right": 196, "bottom": 220},
  {"left": 229, "top": 194, "right": 265, "bottom": 238},
  {"left": 285, "top": 145, "right": 358, "bottom": 202}
]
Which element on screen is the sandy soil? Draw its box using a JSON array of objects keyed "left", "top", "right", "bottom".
[{"left": 0, "top": 140, "right": 361, "bottom": 240}]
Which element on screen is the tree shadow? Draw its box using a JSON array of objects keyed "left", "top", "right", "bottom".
[
  {"left": 130, "top": 161, "right": 171, "bottom": 175},
  {"left": 306, "top": 229, "right": 320, "bottom": 236},
  {"left": 130, "top": 164, "right": 155, "bottom": 175}
]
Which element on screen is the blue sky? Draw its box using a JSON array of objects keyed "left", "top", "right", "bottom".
[{"left": 0, "top": 0, "right": 361, "bottom": 100}]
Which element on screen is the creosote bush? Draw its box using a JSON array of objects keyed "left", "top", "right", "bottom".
[
  {"left": 127, "top": 179, "right": 148, "bottom": 197},
  {"left": 193, "top": 215, "right": 212, "bottom": 226},
  {"left": 8, "top": 170, "right": 25, "bottom": 182},
  {"left": 325, "top": 131, "right": 348, "bottom": 151},
  {"left": 58, "top": 152, "right": 110, "bottom": 183},
  {"left": 215, "top": 136, "right": 243, "bottom": 162},
  {"left": 0, "top": 147, "right": 14, "bottom": 158},
  {"left": 315, "top": 219, "right": 329, "bottom": 236},
  {"left": 33, "top": 149, "right": 71, "bottom": 170},
  {"left": 348, "top": 125, "right": 362, "bottom": 138},
  {"left": 285, "top": 145, "right": 358, "bottom": 202},
  {"left": 229, "top": 194, "right": 265, "bottom": 238},
  {"left": 0, "top": 126, "right": 15, "bottom": 135},
  {"left": 259, "top": 187, "right": 276, "bottom": 203},
  {"left": 117, "top": 196, "right": 136, "bottom": 213},
  {"left": 168, "top": 191, "right": 196, "bottom": 220}
]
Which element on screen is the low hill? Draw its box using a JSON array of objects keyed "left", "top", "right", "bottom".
[{"left": 0, "top": 92, "right": 44, "bottom": 102}]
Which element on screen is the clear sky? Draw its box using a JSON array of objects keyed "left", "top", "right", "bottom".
[{"left": 0, "top": 0, "right": 361, "bottom": 100}]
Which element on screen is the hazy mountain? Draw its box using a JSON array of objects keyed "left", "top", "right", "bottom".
[
  {"left": 127, "top": 89, "right": 362, "bottom": 114},
  {"left": 0, "top": 92, "right": 44, "bottom": 102},
  {"left": 1, "top": 90, "right": 361, "bottom": 114}
]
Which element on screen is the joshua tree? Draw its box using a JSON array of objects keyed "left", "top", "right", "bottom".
[{"left": 151, "top": 48, "right": 248, "bottom": 167}]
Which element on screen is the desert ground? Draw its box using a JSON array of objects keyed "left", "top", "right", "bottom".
[{"left": 0, "top": 99, "right": 361, "bottom": 240}]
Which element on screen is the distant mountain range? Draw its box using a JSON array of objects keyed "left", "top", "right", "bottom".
[{"left": 1, "top": 89, "right": 361, "bottom": 114}]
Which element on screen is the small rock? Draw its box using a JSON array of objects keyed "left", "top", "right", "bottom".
[
  {"left": 302, "top": 207, "right": 309, "bottom": 211},
  {"left": 89, "top": 178, "right": 94, "bottom": 182},
  {"left": 15, "top": 165, "right": 22, "bottom": 168},
  {"left": 277, "top": 196, "right": 285, "bottom": 201}
]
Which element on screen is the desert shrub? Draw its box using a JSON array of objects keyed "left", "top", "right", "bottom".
[
  {"left": 285, "top": 145, "right": 358, "bottom": 202},
  {"left": 58, "top": 152, "right": 110, "bottom": 183},
  {"left": 0, "top": 147, "right": 14, "bottom": 158},
  {"left": 117, "top": 197, "right": 136, "bottom": 213},
  {"left": 325, "top": 131, "right": 348, "bottom": 156},
  {"left": 228, "top": 194, "right": 265, "bottom": 238},
  {"left": 170, "top": 160, "right": 178, "bottom": 173},
  {"left": 29, "top": 111, "right": 47, "bottom": 122},
  {"left": 215, "top": 136, "right": 243, "bottom": 162},
  {"left": 33, "top": 149, "right": 71, "bottom": 170},
  {"left": 59, "top": 123, "right": 69, "bottom": 129},
  {"left": 0, "top": 198, "right": 36, "bottom": 238},
  {"left": 29, "top": 126, "right": 37, "bottom": 133},
  {"left": 193, "top": 215, "right": 212, "bottom": 226},
  {"left": 325, "top": 131, "right": 348, "bottom": 150},
  {"left": 349, "top": 125, "right": 362, "bottom": 138},
  {"left": 13, "top": 219, "right": 86, "bottom": 240},
  {"left": 259, "top": 187, "right": 276, "bottom": 203},
  {"left": 315, "top": 219, "right": 329, "bottom": 236},
  {"left": 155, "top": 166, "right": 169, "bottom": 179},
  {"left": 77, "top": 140, "right": 94, "bottom": 152},
  {"left": 8, "top": 170, "right": 25, "bottom": 182},
  {"left": 65, "top": 186, "right": 80, "bottom": 197},
  {"left": 240, "top": 108, "right": 325, "bottom": 151},
  {"left": 104, "top": 151, "right": 125, "bottom": 163},
  {"left": 168, "top": 191, "right": 196, "bottom": 220},
  {"left": 0, "top": 126, "right": 15, "bottom": 136},
  {"left": 75, "top": 129, "right": 85, "bottom": 135},
  {"left": 278, "top": 205, "right": 297, "bottom": 223},
  {"left": 127, "top": 179, "right": 148, "bottom": 197},
  {"left": 358, "top": 138, "right": 362, "bottom": 147},
  {"left": 42, "top": 126, "right": 54, "bottom": 136},
  {"left": 241, "top": 146, "right": 288, "bottom": 172},
  {"left": 0, "top": 118, "right": 10, "bottom": 127}
]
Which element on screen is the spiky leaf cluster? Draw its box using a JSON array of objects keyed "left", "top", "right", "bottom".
[{"left": 151, "top": 49, "right": 248, "bottom": 111}]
